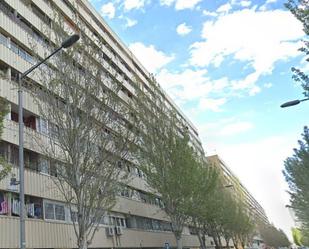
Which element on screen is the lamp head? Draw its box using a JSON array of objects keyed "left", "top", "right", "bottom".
[
  {"left": 61, "top": 34, "right": 80, "bottom": 48},
  {"left": 280, "top": 100, "right": 300, "bottom": 108}
]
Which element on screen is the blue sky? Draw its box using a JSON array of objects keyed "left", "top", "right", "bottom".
[{"left": 89, "top": 0, "right": 308, "bottom": 239}]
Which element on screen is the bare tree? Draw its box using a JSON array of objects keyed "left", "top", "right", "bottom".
[
  {"left": 28, "top": 13, "right": 137, "bottom": 249},
  {"left": 0, "top": 97, "right": 10, "bottom": 181}
]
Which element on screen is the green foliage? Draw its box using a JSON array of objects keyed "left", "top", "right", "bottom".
[
  {"left": 301, "top": 229, "right": 309, "bottom": 246},
  {"left": 283, "top": 126, "right": 309, "bottom": 230},
  {"left": 292, "top": 227, "right": 303, "bottom": 246},
  {"left": 258, "top": 223, "right": 290, "bottom": 247},
  {"left": 187, "top": 161, "right": 255, "bottom": 249},
  {"left": 135, "top": 86, "right": 203, "bottom": 248},
  {"left": 285, "top": 0, "right": 309, "bottom": 96},
  {"left": 291, "top": 227, "right": 309, "bottom": 246}
]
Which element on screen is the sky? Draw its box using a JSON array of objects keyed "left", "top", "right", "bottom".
[{"left": 89, "top": 0, "right": 308, "bottom": 239}]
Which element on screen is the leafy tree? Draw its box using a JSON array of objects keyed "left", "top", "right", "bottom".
[
  {"left": 291, "top": 227, "right": 309, "bottom": 247},
  {"left": 301, "top": 229, "right": 309, "bottom": 246},
  {"left": 227, "top": 200, "right": 255, "bottom": 249},
  {"left": 30, "top": 15, "right": 136, "bottom": 249},
  {"left": 292, "top": 227, "right": 303, "bottom": 246},
  {"left": 186, "top": 164, "right": 220, "bottom": 249},
  {"left": 188, "top": 164, "right": 254, "bottom": 249},
  {"left": 258, "top": 223, "right": 290, "bottom": 247},
  {"left": 0, "top": 98, "right": 10, "bottom": 181},
  {"left": 283, "top": 127, "right": 309, "bottom": 231},
  {"left": 285, "top": 0, "right": 309, "bottom": 96},
  {"left": 135, "top": 84, "right": 202, "bottom": 249}
]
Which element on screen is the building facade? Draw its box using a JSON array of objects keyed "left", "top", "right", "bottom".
[
  {"left": 206, "top": 155, "right": 269, "bottom": 224},
  {"left": 0, "top": 0, "right": 203, "bottom": 248}
]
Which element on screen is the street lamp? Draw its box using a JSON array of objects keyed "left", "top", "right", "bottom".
[
  {"left": 18, "top": 34, "right": 79, "bottom": 249},
  {"left": 280, "top": 97, "right": 309, "bottom": 108}
]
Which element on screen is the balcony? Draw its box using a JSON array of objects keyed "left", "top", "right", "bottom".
[
  {"left": 115, "top": 196, "right": 167, "bottom": 221},
  {"left": 0, "top": 216, "right": 199, "bottom": 248}
]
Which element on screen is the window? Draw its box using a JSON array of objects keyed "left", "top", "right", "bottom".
[
  {"left": 39, "top": 158, "right": 50, "bottom": 174},
  {"left": 0, "top": 32, "right": 7, "bottom": 46},
  {"left": 0, "top": 142, "right": 9, "bottom": 162},
  {"left": 0, "top": 192, "right": 8, "bottom": 215},
  {"left": 55, "top": 204, "right": 65, "bottom": 220},
  {"left": 38, "top": 118, "right": 48, "bottom": 135},
  {"left": 126, "top": 216, "right": 171, "bottom": 231},
  {"left": 10, "top": 41, "right": 19, "bottom": 54},
  {"left": 100, "top": 215, "right": 109, "bottom": 225},
  {"left": 44, "top": 202, "right": 54, "bottom": 219},
  {"left": 120, "top": 218, "right": 126, "bottom": 227},
  {"left": 44, "top": 201, "right": 67, "bottom": 221},
  {"left": 49, "top": 122, "right": 59, "bottom": 139}
]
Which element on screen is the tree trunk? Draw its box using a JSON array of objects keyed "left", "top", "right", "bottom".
[
  {"left": 225, "top": 237, "right": 230, "bottom": 249},
  {"left": 176, "top": 236, "right": 183, "bottom": 249},
  {"left": 212, "top": 235, "right": 221, "bottom": 249},
  {"left": 232, "top": 237, "right": 238, "bottom": 249},
  {"left": 78, "top": 237, "right": 88, "bottom": 249},
  {"left": 197, "top": 231, "right": 207, "bottom": 249},
  {"left": 217, "top": 231, "right": 223, "bottom": 249},
  {"left": 202, "top": 233, "right": 207, "bottom": 249}
]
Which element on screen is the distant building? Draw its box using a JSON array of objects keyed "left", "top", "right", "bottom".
[{"left": 206, "top": 155, "right": 269, "bottom": 224}]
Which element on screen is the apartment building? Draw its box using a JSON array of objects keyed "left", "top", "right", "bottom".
[
  {"left": 0, "top": 0, "right": 204, "bottom": 248},
  {"left": 206, "top": 155, "right": 269, "bottom": 224}
]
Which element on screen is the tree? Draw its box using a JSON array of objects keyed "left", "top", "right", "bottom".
[
  {"left": 187, "top": 153, "right": 255, "bottom": 249},
  {"left": 285, "top": 0, "right": 309, "bottom": 96},
  {"left": 135, "top": 84, "right": 202, "bottom": 249},
  {"left": 30, "top": 15, "right": 137, "bottom": 249},
  {"left": 186, "top": 163, "right": 220, "bottom": 249},
  {"left": 283, "top": 126, "right": 309, "bottom": 233},
  {"left": 231, "top": 206, "right": 255, "bottom": 249},
  {"left": 258, "top": 223, "right": 290, "bottom": 248},
  {"left": 0, "top": 97, "right": 10, "bottom": 181},
  {"left": 292, "top": 227, "right": 303, "bottom": 246},
  {"left": 187, "top": 162, "right": 254, "bottom": 249}
]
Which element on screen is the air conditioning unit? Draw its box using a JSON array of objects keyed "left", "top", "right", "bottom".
[
  {"left": 106, "top": 226, "right": 115, "bottom": 236},
  {"left": 115, "top": 226, "right": 123, "bottom": 235}
]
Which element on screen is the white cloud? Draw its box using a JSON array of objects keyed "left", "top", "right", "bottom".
[
  {"left": 216, "top": 3, "right": 232, "bottom": 13},
  {"left": 158, "top": 68, "right": 211, "bottom": 100},
  {"left": 189, "top": 9, "right": 304, "bottom": 94},
  {"left": 175, "top": 0, "right": 202, "bottom": 10},
  {"left": 176, "top": 23, "right": 192, "bottom": 36},
  {"left": 202, "top": 9, "right": 218, "bottom": 17},
  {"left": 295, "top": 55, "right": 309, "bottom": 74},
  {"left": 260, "top": 0, "right": 278, "bottom": 11},
  {"left": 125, "top": 18, "right": 138, "bottom": 27},
  {"left": 264, "top": 82, "right": 273, "bottom": 88},
  {"left": 198, "top": 98, "right": 227, "bottom": 112},
  {"left": 196, "top": 118, "right": 254, "bottom": 143},
  {"left": 266, "top": 0, "right": 278, "bottom": 3},
  {"left": 100, "top": 2, "right": 116, "bottom": 19},
  {"left": 128, "top": 42, "right": 174, "bottom": 73},
  {"left": 219, "top": 121, "right": 253, "bottom": 136},
  {"left": 124, "top": 0, "right": 145, "bottom": 11},
  {"left": 249, "top": 85, "right": 261, "bottom": 96},
  {"left": 231, "top": 0, "right": 252, "bottom": 7},
  {"left": 240, "top": 0, "right": 251, "bottom": 7},
  {"left": 160, "top": 0, "right": 175, "bottom": 6},
  {"left": 160, "top": 0, "right": 202, "bottom": 10},
  {"left": 156, "top": 69, "right": 232, "bottom": 102}
]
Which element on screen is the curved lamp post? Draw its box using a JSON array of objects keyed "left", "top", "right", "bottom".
[
  {"left": 18, "top": 34, "right": 79, "bottom": 249},
  {"left": 280, "top": 97, "right": 309, "bottom": 108}
]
